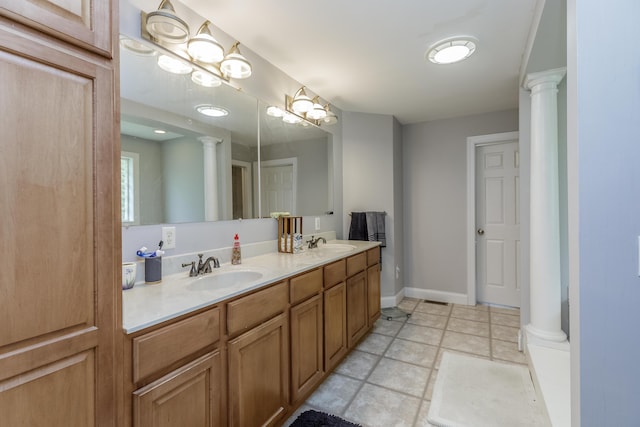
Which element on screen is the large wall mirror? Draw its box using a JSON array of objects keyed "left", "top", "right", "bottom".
[{"left": 120, "top": 34, "right": 333, "bottom": 225}]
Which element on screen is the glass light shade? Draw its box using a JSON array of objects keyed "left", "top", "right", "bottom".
[
  {"left": 191, "top": 70, "right": 222, "bottom": 87},
  {"left": 145, "top": 0, "right": 189, "bottom": 43},
  {"left": 323, "top": 111, "right": 338, "bottom": 125},
  {"left": 157, "top": 54, "right": 192, "bottom": 74},
  {"left": 306, "top": 98, "right": 327, "bottom": 120},
  {"left": 187, "top": 22, "right": 224, "bottom": 63},
  {"left": 196, "top": 104, "right": 229, "bottom": 117},
  {"left": 427, "top": 38, "right": 477, "bottom": 64},
  {"left": 119, "top": 36, "right": 156, "bottom": 56},
  {"left": 291, "top": 87, "right": 313, "bottom": 114},
  {"left": 282, "top": 111, "right": 302, "bottom": 124},
  {"left": 266, "top": 106, "right": 284, "bottom": 117},
  {"left": 220, "top": 42, "right": 252, "bottom": 79}
]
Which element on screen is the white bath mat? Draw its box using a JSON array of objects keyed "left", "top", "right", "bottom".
[{"left": 428, "top": 352, "right": 549, "bottom": 427}]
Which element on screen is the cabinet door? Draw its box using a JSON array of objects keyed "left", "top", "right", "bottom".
[
  {"left": 367, "top": 264, "right": 381, "bottom": 325},
  {"left": 324, "top": 282, "right": 348, "bottom": 371},
  {"left": 228, "top": 313, "right": 289, "bottom": 427},
  {"left": 0, "top": 0, "right": 112, "bottom": 55},
  {"left": 346, "top": 271, "right": 368, "bottom": 348},
  {"left": 0, "top": 21, "right": 118, "bottom": 427},
  {"left": 134, "top": 351, "right": 222, "bottom": 427},
  {"left": 290, "top": 294, "right": 323, "bottom": 403}
]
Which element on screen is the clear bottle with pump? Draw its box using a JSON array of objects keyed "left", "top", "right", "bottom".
[{"left": 232, "top": 233, "right": 242, "bottom": 264}]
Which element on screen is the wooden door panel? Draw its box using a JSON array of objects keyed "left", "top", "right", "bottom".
[
  {"left": 0, "top": 350, "right": 96, "bottom": 427},
  {"left": 347, "top": 272, "right": 368, "bottom": 348},
  {"left": 324, "top": 282, "right": 347, "bottom": 370},
  {"left": 0, "top": 0, "right": 112, "bottom": 55},
  {"left": 290, "top": 294, "right": 323, "bottom": 403},
  {"left": 367, "top": 264, "right": 381, "bottom": 325}
]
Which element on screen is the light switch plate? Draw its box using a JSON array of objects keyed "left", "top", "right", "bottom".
[
  {"left": 162, "top": 227, "right": 176, "bottom": 249},
  {"left": 315, "top": 217, "right": 321, "bottom": 231}
]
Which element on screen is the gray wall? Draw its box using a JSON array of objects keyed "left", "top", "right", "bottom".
[
  {"left": 569, "top": 0, "right": 640, "bottom": 424},
  {"left": 392, "top": 117, "right": 404, "bottom": 295},
  {"left": 342, "top": 112, "right": 399, "bottom": 301},
  {"left": 402, "top": 109, "right": 518, "bottom": 296},
  {"left": 163, "top": 137, "right": 205, "bottom": 223}
]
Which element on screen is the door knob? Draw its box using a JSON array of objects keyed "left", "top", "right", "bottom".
[{"left": 477, "top": 228, "right": 485, "bottom": 235}]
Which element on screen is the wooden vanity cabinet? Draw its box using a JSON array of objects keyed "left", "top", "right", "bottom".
[
  {"left": 227, "top": 281, "right": 290, "bottom": 427},
  {"left": 346, "top": 270, "right": 369, "bottom": 348},
  {"left": 367, "top": 248, "right": 382, "bottom": 325},
  {"left": 289, "top": 269, "right": 324, "bottom": 404},
  {"left": 323, "top": 260, "right": 348, "bottom": 371}
]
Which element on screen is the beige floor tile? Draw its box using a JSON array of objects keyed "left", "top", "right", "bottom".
[
  {"left": 450, "top": 306, "right": 489, "bottom": 322},
  {"left": 415, "top": 400, "right": 437, "bottom": 427},
  {"left": 435, "top": 348, "right": 490, "bottom": 370},
  {"left": 344, "top": 383, "right": 421, "bottom": 427},
  {"left": 414, "top": 301, "right": 452, "bottom": 316},
  {"left": 492, "top": 339, "right": 527, "bottom": 364},
  {"left": 446, "top": 317, "right": 490, "bottom": 337},
  {"left": 441, "top": 331, "right": 490, "bottom": 357},
  {"left": 491, "top": 324, "right": 520, "bottom": 343},
  {"left": 407, "top": 312, "right": 448, "bottom": 329},
  {"left": 454, "top": 303, "right": 489, "bottom": 311},
  {"left": 424, "top": 371, "right": 437, "bottom": 400},
  {"left": 398, "top": 298, "right": 420, "bottom": 312},
  {"left": 372, "top": 318, "right": 404, "bottom": 336},
  {"left": 385, "top": 338, "right": 438, "bottom": 367},
  {"left": 356, "top": 332, "right": 393, "bottom": 355},
  {"left": 490, "top": 312, "right": 521, "bottom": 328},
  {"left": 397, "top": 324, "right": 443, "bottom": 346},
  {"left": 489, "top": 305, "right": 520, "bottom": 316},
  {"left": 367, "top": 357, "right": 430, "bottom": 397},
  {"left": 335, "top": 350, "right": 380, "bottom": 380},
  {"left": 306, "top": 373, "right": 362, "bottom": 414}
]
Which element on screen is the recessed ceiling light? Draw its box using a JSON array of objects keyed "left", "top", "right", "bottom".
[
  {"left": 195, "top": 104, "right": 229, "bottom": 117},
  {"left": 426, "top": 37, "right": 477, "bottom": 64},
  {"left": 119, "top": 36, "right": 156, "bottom": 56},
  {"left": 157, "top": 54, "right": 192, "bottom": 74},
  {"left": 191, "top": 70, "right": 222, "bottom": 88},
  {"left": 153, "top": 129, "right": 166, "bottom": 134}
]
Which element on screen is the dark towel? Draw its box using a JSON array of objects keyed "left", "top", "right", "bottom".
[
  {"left": 348, "top": 212, "right": 368, "bottom": 241},
  {"left": 365, "top": 211, "right": 386, "bottom": 247}
]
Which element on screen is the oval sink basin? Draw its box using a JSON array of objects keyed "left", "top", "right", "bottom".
[
  {"left": 318, "top": 243, "right": 357, "bottom": 253},
  {"left": 188, "top": 270, "right": 263, "bottom": 291}
]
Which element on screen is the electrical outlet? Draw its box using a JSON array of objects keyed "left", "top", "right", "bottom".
[
  {"left": 162, "top": 226, "right": 176, "bottom": 249},
  {"left": 315, "top": 217, "right": 321, "bottom": 231}
]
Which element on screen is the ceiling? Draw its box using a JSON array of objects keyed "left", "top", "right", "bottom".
[{"left": 179, "top": 0, "right": 539, "bottom": 124}]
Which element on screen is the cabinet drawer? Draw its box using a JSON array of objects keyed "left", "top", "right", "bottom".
[
  {"left": 367, "top": 247, "right": 380, "bottom": 266},
  {"left": 290, "top": 268, "right": 323, "bottom": 305},
  {"left": 324, "top": 259, "right": 346, "bottom": 289},
  {"left": 133, "top": 307, "right": 220, "bottom": 383},
  {"left": 227, "top": 281, "right": 288, "bottom": 336},
  {"left": 346, "top": 252, "right": 367, "bottom": 277}
]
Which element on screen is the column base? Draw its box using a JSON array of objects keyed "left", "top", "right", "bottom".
[{"left": 526, "top": 323, "right": 567, "bottom": 346}]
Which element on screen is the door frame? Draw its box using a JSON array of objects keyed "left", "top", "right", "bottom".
[
  {"left": 259, "top": 158, "right": 298, "bottom": 216},
  {"left": 466, "top": 131, "right": 519, "bottom": 305}
]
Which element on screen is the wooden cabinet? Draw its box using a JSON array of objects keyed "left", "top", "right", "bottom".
[
  {"left": 367, "top": 263, "right": 381, "bottom": 325},
  {"left": 0, "top": 0, "right": 113, "bottom": 55},
  {"left": 290, "top": 294, "right": 324, "bottom": 403},
  {"left": 0, "top": 16, "right": 118, "bottom": 427},
  {"left": 133, "top": 351, "right": 222, "bottom": 427},
  {"left": 228, "top": 313, "right": 289, "bottom": 427},
  {"left": 346, "top": 271, "right": 368, "bottom": 348},
  {"left": 324, "top": 282, "right": 348, "bottom": 371}
]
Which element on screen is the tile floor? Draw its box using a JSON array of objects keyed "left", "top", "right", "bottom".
[{"left": 284, "top": 298, "right": 524, "bottom": 427}]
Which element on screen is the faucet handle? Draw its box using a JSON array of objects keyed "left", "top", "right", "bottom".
[{"left": 182, "top": 261, "right": 197, "bottom": 277}]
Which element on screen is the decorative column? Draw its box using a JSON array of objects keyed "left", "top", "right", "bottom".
[
  {"left": 200, "top": 136, "right": 222, "bottom": 221},
  {"left": 524, "top": 67, "right": 567, "bottom": 343}
]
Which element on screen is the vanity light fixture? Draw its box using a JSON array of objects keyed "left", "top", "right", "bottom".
[
  {"left": 157, "top": 54, "right": 192, "bottom": 74},
  {"left": 322, "top": 104, "right": 338, "bottom": 125},
  {"left": 196, "top": 104, "right": 229, "bottom": 117},
  {"left": 191, "top": 69, "right": 222, "bottom": 87},
  {"left": 187, "top": 21, "right": 225, "bottom": 64},
  {"left": 282, "top": 111, "right": 302, "bottom": 124},
  {"left": 426, "top": 37, "right": 477, "bottom": 64},
  {"left": 145, "top": 0, "right": 190, "bottom": 44},
  {"left": 220, "top": 42, "right": 252, "bottom": 79},
  {"left": 290, "top": 87, "right": 313, "bottom": 114},
  {"left": 119, "top": 36, "right": 156, "bottom": 56},
  {"left": 266, "top": 106, "right": 284, "bottom": 118},
  {"left": 306, "top": 96, "right": 328, "bottom": 121}
]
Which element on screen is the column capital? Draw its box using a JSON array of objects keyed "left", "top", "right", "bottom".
[
  {"left": 198, "top": 136, "right": 222, "bottom": 147},
  {"left": 524, "top": 67, "right": 566, "bottom": 91}
]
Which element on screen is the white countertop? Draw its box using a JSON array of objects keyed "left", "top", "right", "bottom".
[{"left": 122, "top": 240, "right": 380, "bottom": 334}]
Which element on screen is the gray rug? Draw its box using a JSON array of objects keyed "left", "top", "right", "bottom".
[
  {"left": 428, "top": 352, "right": 549, "bottom": 427},
  {"left": 290, "top": 410, "right": 362, "bottom": 427}
]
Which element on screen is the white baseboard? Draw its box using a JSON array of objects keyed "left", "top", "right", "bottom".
[
  {"left": 403, "top": 287, "right": 468, "bottom": 305},
  {"left": 381, "top": 288, "right": 405, "bottom": 308}
]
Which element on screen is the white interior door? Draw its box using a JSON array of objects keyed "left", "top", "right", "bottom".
[
  {"left": 476, "top": 141, "right": 520, "bottom": 307},
  {"left": 260, "top": 158, "right": 297, "bottom": 216}
]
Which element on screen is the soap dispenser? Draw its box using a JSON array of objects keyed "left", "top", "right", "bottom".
[{"left": 232, "top": 233, "right": 242, "bottom": 265}]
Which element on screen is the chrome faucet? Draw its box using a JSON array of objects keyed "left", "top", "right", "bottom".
[
  {"left": 307, "top": 235, "right": 327, "bottom": 249},
  {"left": 182, "top": 254, "right": 220, "bottom": 277}
]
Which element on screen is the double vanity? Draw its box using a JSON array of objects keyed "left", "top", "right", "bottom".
[{"left": 122, "top": 240, "right": 381, "bottom": 427}]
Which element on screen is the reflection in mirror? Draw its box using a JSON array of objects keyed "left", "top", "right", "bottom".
[
  {"left": 119, "top": 35, "right": 258, "bottom": 225},
  {"left": 259, "top": 101, "right": 333, "bottom": 218}
]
